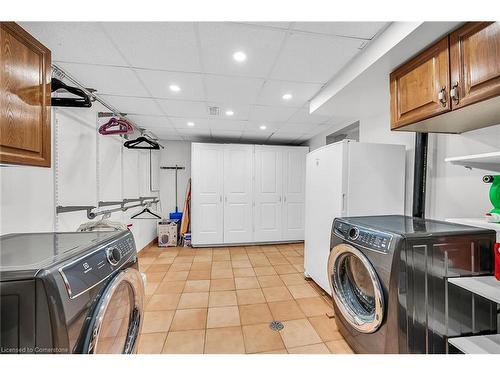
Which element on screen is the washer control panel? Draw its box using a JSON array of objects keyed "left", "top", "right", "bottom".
[
  {"left": 59, "top": 234, "right": 135, "bottom": 299},
  {"left": 333, "top": 221, "right": 392, "bottom": 253}
]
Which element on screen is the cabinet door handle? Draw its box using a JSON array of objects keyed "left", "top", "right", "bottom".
[
  {"left": 278, "top": 196, "right": 282, "bottom": 203},
  {"left": 219, "top": 195, "right": 222, "bottom": 203},
  {"left": 438, "top": 86, "right": 447, "bottom": 107},
  {"left": 224, "top": 196, "right": 227, "bottom": 203},
  {"left": 450, "top": 82, "right": 459, "bottom": 104},
  {"left": 284, "top": 196, "right": 287, "bottom": 203}
]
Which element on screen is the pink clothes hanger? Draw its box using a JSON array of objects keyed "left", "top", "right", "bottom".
[{"left": 98, "top": 117, "right": 134, "bottom": 135}]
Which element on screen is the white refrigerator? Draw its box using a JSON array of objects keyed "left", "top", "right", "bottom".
[{"left": 304, "top": 140, "right": 406, "bottom": 294}]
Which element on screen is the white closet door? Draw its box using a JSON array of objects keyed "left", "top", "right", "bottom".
[
  {"left": 191, "top": 143, "right": 224, "bottom": 245},
  {"left": 282, "top": 147, "right": 308, "bottom": 240},
  {"left": 254, "top": 146, "right": 283, "bottom": 242},
  {"left": 223, "top": 144, "right": 254, "bottom": 243}
]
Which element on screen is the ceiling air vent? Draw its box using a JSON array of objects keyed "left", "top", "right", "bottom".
[{"left": 208, "top": 106, "right": 221, "bottom": 117}]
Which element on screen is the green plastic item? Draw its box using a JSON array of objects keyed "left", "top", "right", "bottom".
[{"left": 484, "top": 175, "right": 500, "bottom": 215}]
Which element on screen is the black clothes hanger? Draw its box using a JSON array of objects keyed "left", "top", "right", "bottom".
[
  {"left": 51, "top": 78, "right": 92, "bottom": 108},
  {"left": 123, "top": 136, "right": 160, "bottom": 150},
  {"left": 131, "top": 206, "right": 162, "bottom": 220}
]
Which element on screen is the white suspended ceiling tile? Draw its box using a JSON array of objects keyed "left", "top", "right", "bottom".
[
  {"left": 276, "top": 123, "right": 321, "bottom": 133},
  {"left": 183, "top": 135, "right": 213, "bottom": 142},
  {"left": 177, "top": 128, "right": 211, "bottom": 136},
  {"left": 20, "top": 22, "right": 127, "bottom": 66},
  {"left": 248, "top": 105, "right": 297, "bottom": 122},
  {"left": 157, "top": 99, "right": 208, "bottom": 119},
  {"left": 241, "top": 130, "right": 271, "bottom": 139},
  {"left": 292, "top": 22, "right": 389, "bottom": 40},
  {"left": 240, "top": 22, "right": 292, "bottom": 30},
  {"left": 286, "top": 107, "right": 332, "bottom": 124},
  {"left": 126, "top": 115, "right": 172, "bottom": 129},
  {"left": 205, "top": 103, "right": 251, "bottom": 121},
  {"left": 198, "top": 22, "right": 287, "bottom": 78},
  {"left": 101, "top": 22, "right": 201, "bottom": 72},
  {"left": 269, "top": 132, "right": 304, "bottom": 142},
  {"left": 154, "top": 129, "right": 184, "bottom": 140},
  {"left": 204, "top": 75, "right": 265, "bottom": 104},
  {"left": 135, "top": 69, "right": 205, "bottom": 101},
  {"left": 270, "top": 32, "right": 364, "bottom": 83},
  {"left": 243, "top": 121, "right": 280, "bottom": 133},
  {"left": 57, "top": 63, "right": 149, "bottom": 97},
  {"left": 100, "top": 95, "right": 164, "bottom": 116},
  {"left": 169, "top": 118, "right": 211, "bottom": 129},
  {"left": 256, "top": 80, "right": 323, "bottom": 107},
  {"left": 207, "top": 119, "right": 247, "bottom": 131},
  {"left": 211, "top": 129, "right": 243, "bottom": 138}
]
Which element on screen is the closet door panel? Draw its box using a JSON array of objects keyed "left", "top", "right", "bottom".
[
  {"left": 282, "top": 147, "right": 308, "bottom": 240},
  {"left": 191, "top": 143, "right": 223, "bottom": 245},
  {"left": 223, "top": 145, "right": 254, "bottom": 243},
  {"left": 254, "top": 146, "right": 283, "bottom": 242}
]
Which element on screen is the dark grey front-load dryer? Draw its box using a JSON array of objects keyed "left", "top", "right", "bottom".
[
  {"left": 0, "top": 230, "right": 144, "bottom": 354},
  {"left": 328, "top": 215, "right": 497, "bottom": 354}
]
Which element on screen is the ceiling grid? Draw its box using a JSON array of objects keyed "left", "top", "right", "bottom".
[{"left": 20, "top": 21, "right": 388, "bottom": 144}]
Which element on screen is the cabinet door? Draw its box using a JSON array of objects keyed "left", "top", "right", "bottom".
[
  {"left": 223, "top": 144, "right": 254, "bottom": 243},
  {"left": 450, "top": 22, "right": 500, "bottom": 109},
  {"left": 254, "top": 146, "right": 283, "bottom": 242},
  {"left": 0, "top": 22, "right": 51, "bottom": 167},
  {"left": 282, "top": 147, "right": 308, "bottom": 241},
  {"left": 191, "top": 143, "right": 224, "bottom": 245},
  {"left": 390, "top": 37, "right": 450, "bottom": 129}
]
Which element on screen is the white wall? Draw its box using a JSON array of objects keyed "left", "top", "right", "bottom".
[
  {"left": 158, "top": 141, "right": 191, "bottom": 218},
  {"left": 0, "top": 105, "right": 160, "bottom": 251},
  {"left": 427, "top": 125, "right": 500, "bottom": 220}
]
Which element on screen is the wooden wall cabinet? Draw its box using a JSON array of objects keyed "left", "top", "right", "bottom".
[
  {"left": 390, "top": 37, "right": 450, "bottom": 129},
  {"left": 449, "top": 22, "right": 500, "bottom": 109},
  {"left": 0, "top": 22, "right": 51, "bottom": 167},
  {"left": 390, "top": 22, "right": 500, "bottom": 133}
]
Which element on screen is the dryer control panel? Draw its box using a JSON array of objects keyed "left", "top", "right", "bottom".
[
  {"left": 333, "top": 221, "right": 393, "bottom": 253},
  {"left": 59, "top": 234, "right": 136, "bottom": 299}
]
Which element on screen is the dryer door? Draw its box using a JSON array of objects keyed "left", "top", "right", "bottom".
[
  {"left": 328, "top": 243, "right": 384, "bottom": 333},
  {"left": 83, "top": 268, "right": 144, "bottom": 354}
]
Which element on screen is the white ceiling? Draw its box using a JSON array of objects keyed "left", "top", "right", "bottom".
[{"left": 21, "top": 21, "right": 388, "bottom": 144}]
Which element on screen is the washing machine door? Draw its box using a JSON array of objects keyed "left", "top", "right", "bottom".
[
  {"left": 328, "top": 243, "right": 384, "bottom": 333},
  {"left": 83, "top": 267, "right": 144, "bottom": 354}
]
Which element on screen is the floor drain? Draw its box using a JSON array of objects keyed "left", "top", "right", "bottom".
[{"left": 269, "top": 321, "right": 284, "bottom": 331}]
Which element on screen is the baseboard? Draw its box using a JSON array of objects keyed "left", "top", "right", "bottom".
[
  {"left": 138, "top": 237, "right": 158, "bottom": 253},
  {"left": 191, "top": 240, "right": 304, "bottom": 248}
]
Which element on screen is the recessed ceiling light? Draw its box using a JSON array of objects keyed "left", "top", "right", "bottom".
[
  {"left": 187, "top": 121, "right": 195, "bottom": 127},
  {"left": 282, "top": 93, "right": 293, "bottom": 100},
  {"left": 232, "top": 51, "right": 247, "bottom": 63},
  {"left": 169, "top": 84, "right": 181, "bottom": 92},
  {"left": 259, "top": 125, "right": 267, "bottom": 130},
  {"left": 225, "top": 110, "right": 234, "bottom": 116}
]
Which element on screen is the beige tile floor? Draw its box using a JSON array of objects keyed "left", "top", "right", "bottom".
[{"left": 136, "top": 243, "right": 354, "bottom": 354}]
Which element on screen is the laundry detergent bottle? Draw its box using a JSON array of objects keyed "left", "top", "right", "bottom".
[{"left": 483, "top": 175, "right": 500, "bottom": 223}]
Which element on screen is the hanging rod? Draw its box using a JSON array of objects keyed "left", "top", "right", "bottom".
[
  {"left": 90, "top": 199, "right": 159, "bottom": 220},
  {"left": 56, "top": 197, "right": 159, "bottom": 220},
  {"left": 160, "top": 166, "right": 185, "bottom": 170},
  {"left": 51, "top": 64, "right": 164, "bottom": 149}
]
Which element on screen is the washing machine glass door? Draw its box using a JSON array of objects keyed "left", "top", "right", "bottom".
[
  {"left": 328, "top": 243, "right": 384, "bottom": 333},
  {"left": 84, "top": 268, "right": 144, "bottom": 354}
]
